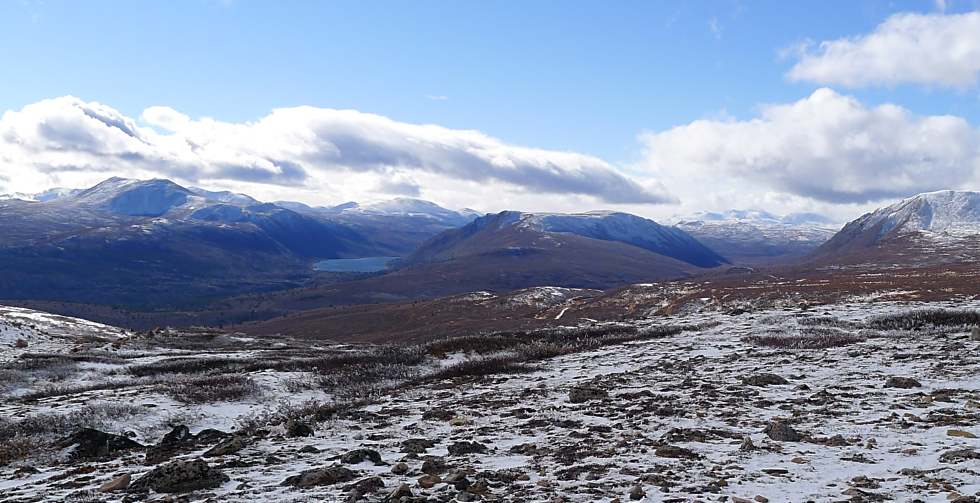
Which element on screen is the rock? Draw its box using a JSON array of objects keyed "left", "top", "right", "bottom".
[
  {"left": 739, "top": 437, "right": 756, "bottom": 451},
  {"left": 401, "top": 438, "right": 436, "bottom": 454},
  {"left": 569, "top": 386, "right": 607, "bottom": 404},
  {"left": 98, "top": 473, "right": 131, "bottom": 492},
  {"left": 161, "top": 425, "right": 191, "bottom": 445},
  {"left": 972, "top": 327, "right": 980, "bottom": 341},
  {"left": 629, "top": 485, "right": 645, "bottom": 500},
  {"left": 763, "top": 422, "right": 802, "bottom": 442},
  {"left": 884, "top": 377, "right": 921, "bottom": 389},
  {"left": 732, "top": 498, "right": 753, "bottom": 503},
  {"left": 754, "top": 496, "right": 769, "bottom": 503},
  {"left": 825, "top": 434, "right": 849, "bottom": 447},
  {"left": 445, "top": 468, "right": 469, "bottom": 484},
  {"left": 742, "top": 374, "right": 789, "bottom": 387},
  {"left": 422, "top": 408, "right": 455, "bottom": 421},
  {"left": 281, "top": 466, "right": 357, "bottom": 487},
  {"left": 940, "top": 448, "right": 980, "bottom": 463},
  {"left": 449, "top": 418, "right": 469, "bottom": 426},
  {"left": 341, "top": 448, "right": 383, "bottom": 465},
  {"left": 57, "top": 428, "right": 143, "bottom": 461},
  {"left": 947, "top": 429, "right": 978, "bottom": 439},
  {"left": 391, "top": 462, "right": 409, "bottom": 475},
  {"left": 299, "top": 445, "right": 320, "bottom": 454},
  {"left": 457, "top": 491, "right": 477, "bottom": 502},
  {"left": 418, "top": 474, "right": 442, "bottom": 488},
  {"left": 389, "top": 482, "right": 412, "bottom": 499},
  {"left": 421, "top": 456, "right": 448, "bottom": 474},
  {"left": 203, "top": 436, "right": 245, "bottom": 457},
  {"left": 129, "top": 459, "right": 229, "bottom": 493},
  {"left": 655, "top": 445, "right": 699, "bottom": 459},
  {"left": 285, "top": 419, "right": 314, "bottom": 438},
  {"left": 13, "top": 338, "right": 27, "bottom": 348},
  {"left": 345, "top": 476, "right": 384, "bottom": 494},
  {"left": 448, "top": 441, "right": 487, "bottom": 456}
]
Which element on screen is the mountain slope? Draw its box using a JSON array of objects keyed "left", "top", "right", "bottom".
[
  {"left": 808, "top": 190, "right": 980, "bottom": 267},
  {"left": 399, "top": 210, "right": 728, "bottom": 269},
  {"left": 672, "top": 210, "right": 839, "bottom": 266}
]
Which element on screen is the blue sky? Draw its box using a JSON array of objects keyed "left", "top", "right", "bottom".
[{"left": 1, "top": 0, "right": 979, "bottom": 221}]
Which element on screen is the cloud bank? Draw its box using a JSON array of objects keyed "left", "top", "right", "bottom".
[
  {"left": 0, "top": 97, "right": 675, "bottom": 207},
  {"left": 640, "top": 88, "right": 980, "bottom": 204},
  {"left": 786, "top": 12, "right": 980, "bottom": 88}
]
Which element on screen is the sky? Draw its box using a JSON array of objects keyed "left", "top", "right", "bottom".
[{"left": 1, "top": 0, "right": 979, "bottom": 223}]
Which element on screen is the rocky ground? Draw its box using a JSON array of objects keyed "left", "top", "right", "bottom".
[{"left": 2, "top": 300, "right": 980, "bottom": 503}]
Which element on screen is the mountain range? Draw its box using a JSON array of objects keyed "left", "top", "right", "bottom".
[{"left": 3, "top": 177, "right": 980, "bottom": 330}]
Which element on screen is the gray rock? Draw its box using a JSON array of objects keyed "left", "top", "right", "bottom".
[
  {"left": 569, "top": 386, "right": 607, "bottom": 404},
  {"left": 129, "top": 459, "right": 229, "bottom": 493},
  {"left": 281, "top": 466, "right": 357, "bottom": 487},
  {"left": 884, "top": 377, "right": 922, "bottom": 389},
  {"left": 57, "top": 428, "right": 143, "bottom": 461},
  {"left": 98, "top": 474, "right": 131, "bottom": 492},
  {"left": 285, "top": 419, "right": 314, "bottom": 437},
  {"left": 401, "top": 438, "right": 436, "bottom": 454},
  {"left": 345, "top": 476, "right": 384, "bottom": 494},
  {"left": 341, "top": 448, "right": 383, "bottom": 465},
  {"left": 972, "top": 327, "right": 980, "bottom": 341},
  {"left": 202, "top": 436, "right": 245, "bottom": 457},
  {"left": 742, "top": 373, "right": 790, "bottom": 387},
  {"left": 940, "top": 448, "right": 980, "bottom": 463},
  {"left": 391, "top": 462, "right": 409, "bottom": 475},
  {"left": 654, "top": 445, "right": 699, "bottom": 459},
  {"left": 763, "top": 422, "right": 803, "bottom": 442},
  {"left": 448, "top": 441, "right": 487, "bottom": 456},
  {"left": 422, "top": 456, "right": 448, "bottom": 474},
  {"left": 389, "top": 482, "right": 412, "bottom": 499},
  {"left": 457, "top": 491, "right": 477, "bottom": 502}
]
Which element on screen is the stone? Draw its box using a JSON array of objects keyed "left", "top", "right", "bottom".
[
  {"left": 345, "top": 476, "right": 384, "bottom": 494},
  {"left": 418, "top": 474, "right": 441, "bottom": 488},
  {"left": 391, "top": 462, "right": 409, "bottom": 475},
  {"left": 285, "top": 419, "right": 314, "bottom": 438},
  {"left": 457, "top": 491, "right": 477, "bottom": 502},
  {"left": 13, "top": 338, "right": 27, "bottom": 348},
  {"left": 948, "top": 429, "right": 978, "bottom": 439},
  {"left": 202, "top": 436, "right": 245, "bottom": 457},
  {"left": 129, "top": 459, "right": 229, "bottom": 493},
  {"left": 448, "top": 441, "right": 487, "bottom": 456},
  {"left": 389, "top": 482, "right": 412, "bottom": 499},
  {"left": 655, "top": 445, "right": 699, "bottom": 459},
  {"left": 884, "top": 377, "right": 921, "bottom": 389},
  {"left": 739, "top": 437, "right": 756, "bottom": 451},
  {"left": 57, "top": 428, "right": 143, "bottom": 461},
  {"left": 569, "top": 386, "right": 608, "bottom": 404},
  {"left": 422, "top": 408, "right": 455, "bottom": 421},
  {"left": 628, "top": 485, "right": 645, "bottom": 500},
  {"left": 341, "top": 448, "right": 383, "bottom": 465},
  {"left": 299, "top": 445, "right": 320, "bottom": 454},
  {"left": 281, "top": 466, "right": 357, "bottom": 487},
  {"left": 741, "top": 374, "right": 789, "bottom": 387},
  {"left": 825, "top": 434, "right": 849, "bottom": 447},
  {"left": 972, "top": 327, "right": 980, "bottom": 341},
  {"left": 754, "top": 496, "right": 769, "bottom": 503},
  {"left": 940, "top": 449, "right": 980, "bottom": 463},
  {"left": 732, "top": 498, "right": 753, "bottom": 503},
  {"left": 421, "top": 456, "right": 448, "bottom": 474},
  {"left": 98, "top": 473, "right": 131, "bottom": 492},
  {"left": 161, "top": 425, "right": 191, "bottom": 445},
  {"left": 401, "top": 438, "right": 436, "bottom": 454},
  {"left": 763, "top": 422, "right": 803, "bottom": 442}
]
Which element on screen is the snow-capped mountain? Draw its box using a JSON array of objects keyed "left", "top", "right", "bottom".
[
  {"left": 277, "top": 197, "right": 481, "bottom": 228},
  {"left": 810, "top": 190, "right": 980, "bottom": 266},
  {"left": 0, "top": 187, "right": 82, "bottom": 202},
  {"left": 189, "top": 187, "right": 260, "bottom": 205},
  {"left": 670, "top": 210, "right": 840, "bottom": 266}
]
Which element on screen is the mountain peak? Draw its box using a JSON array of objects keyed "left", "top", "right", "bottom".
[{"left": 69, "top": 177, "right": 197, "bottom": 217}]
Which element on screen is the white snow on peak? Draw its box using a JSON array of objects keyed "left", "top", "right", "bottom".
[
  {"left": 864, "top": 190, "right": 980, "bottom": 238},
  {"left": 670, "top": 209, "right": 837, "bottom": 228},
  {"left": 190, "top": 187, "right": 259, "bottom": 205},
  {"left": 0, "top": 187, "right": 81, "bottom": 202}
]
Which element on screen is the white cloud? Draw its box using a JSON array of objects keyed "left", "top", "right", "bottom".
[
  {"left": 0, "top": 97, "right": 676, "bottom": 209},
  {"left": 424, "top": 95, "right": 449, "bottom": 101},
  {"left": 709, "top": 17, "right": 722, "bottom": 40},
  {"left": 935, "top": 0, "right": 947, "bottom": 13},
  {"left": 639, "top": 88, "right": 980, "bottom": 205},
  {"left": 786, "top": 12, "right": 980, "bottom": 88}
]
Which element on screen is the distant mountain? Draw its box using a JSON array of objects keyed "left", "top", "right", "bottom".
[
  {"left": 808, "top": 190, "right": 980, "bottom": 267},
  {"left": 400, "top": 210, "right": 728, "bottom": 270},
  {"left": 0, "top": 178, "right": 430, "bottom": 308},
  {"left": 276, "top": 197, "right": 481, "bottom": 228},
  {"left": 189, "top": 187, "right": 260, "bottom": 205},
  {"left": 671, "top": 210, "right": 839, "bottom": 266}
]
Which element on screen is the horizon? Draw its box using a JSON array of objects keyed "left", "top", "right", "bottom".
[{"left": 2, "top": 1, "right": 979, "bottom": 223}]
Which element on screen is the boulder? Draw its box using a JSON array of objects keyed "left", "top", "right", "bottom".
[
  {"left": 98, "top": 473, "right": 131, "bottom": 492},
  {"left": 57, "top": 428, "right": 143, "bottom": 461},
  {"left": 340, "top": 448, "right": 383, "bottom": 465},
  {"left": 448, "top": 441, "right": 487, "bottom": 456},
  {"left": 763, "top": 422, "right": 803, "bottom": 442},
  {"left": 742, "top": 373, "right": 790, "bottom": 387},
  {"left": 569, "top": 387, "right": 607, "bottom": 404},
  {"left": 129, "top": 459, "right": 229, "bottom": 493},
  {"left": 203, "top": 436, "right": 245, "bottom": 457},
  {"left": 281, "top": 466, "right": 356, "bottom": 487},
  {"left": 884, "top": 377, "right": 922, "bottom": 389}
]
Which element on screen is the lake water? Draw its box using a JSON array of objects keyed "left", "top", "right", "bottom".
[{"left": 313, "top": 256, "right": 400, "bottom": 272}]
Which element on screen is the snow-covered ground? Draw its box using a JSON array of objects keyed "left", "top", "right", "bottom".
[{"left": 2, "top": 301, "right": 980, "bottom": 502}]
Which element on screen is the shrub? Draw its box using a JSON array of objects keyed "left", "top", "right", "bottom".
[
  {"left": 868, "top": 309, "right": 980, "bottom": 331},
  {"left": 159, "top": 374, "right": 261, "bottom": 404}
]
